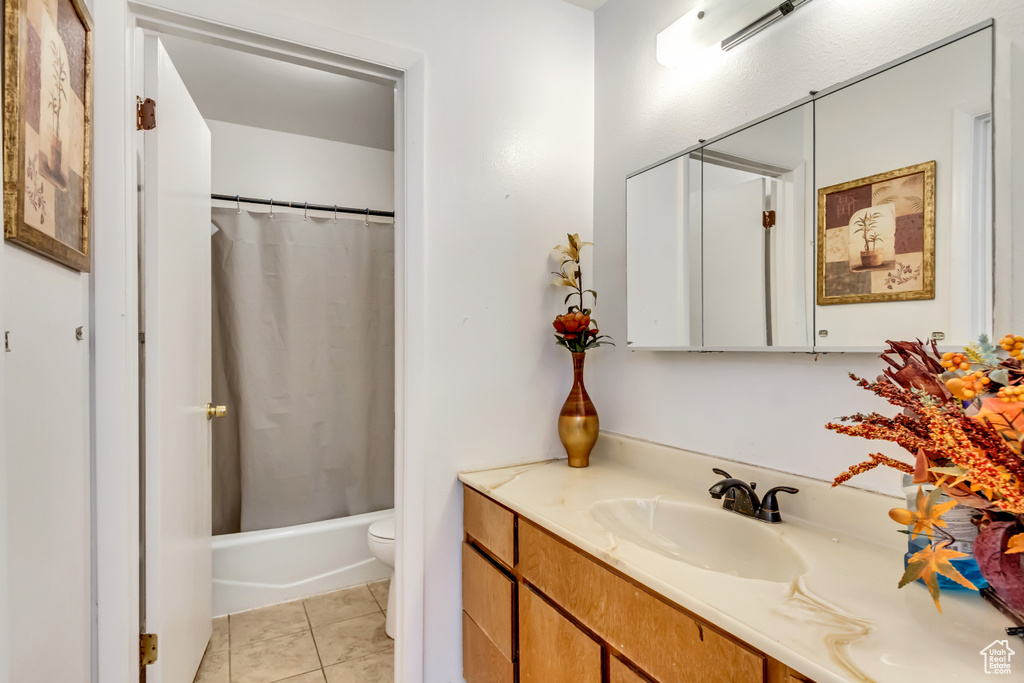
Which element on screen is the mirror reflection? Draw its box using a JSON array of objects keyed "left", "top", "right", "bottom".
[
  {"left": 625, "top": 25, "right": 993, "bottom": 352},
  {"left": 813, "top": 28, "right": 992, "bottom": 349},
  {"left": 701, "top": 104, "right": 812, "bottom": 349},
  {"left": 626, "top": 154, "right": 701, "bottom": 348}
]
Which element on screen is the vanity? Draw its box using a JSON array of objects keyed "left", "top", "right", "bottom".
[{"left": 459, "top": 434, "right": 1014, "bottom": 682}]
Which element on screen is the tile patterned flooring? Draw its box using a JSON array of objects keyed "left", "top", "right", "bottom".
[{"left": 194, "top": 580, "right": 393, "bottom": 683}]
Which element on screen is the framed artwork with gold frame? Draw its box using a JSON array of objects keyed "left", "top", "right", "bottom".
[
  {"left": 817, "top": 161, "right": 935, "bottom": 306},
  {"left": 3, "top": 0, "right": 92, "bottom": 272}
]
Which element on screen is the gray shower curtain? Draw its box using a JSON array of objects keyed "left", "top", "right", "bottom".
[{"left": 211, "top": 207, "right": 394, "bottom": 535}]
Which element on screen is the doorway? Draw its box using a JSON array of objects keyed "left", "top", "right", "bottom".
[{"left": 129, "top": 14, "right": 411, "bottom": 683}]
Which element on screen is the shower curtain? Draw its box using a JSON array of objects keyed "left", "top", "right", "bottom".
[{"left": 211, "top": 207, "right": 394, "bottom": 535}]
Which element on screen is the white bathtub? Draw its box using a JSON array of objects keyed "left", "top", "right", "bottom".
[{"left": 212, "top": 508, "right": 393, "bottom": 616}]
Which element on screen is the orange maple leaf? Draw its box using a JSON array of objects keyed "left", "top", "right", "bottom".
[
  {"left": 899, "top": 541, "right": 978, "bottom": 612},
  {"left": 1006, "top": 532, "right": 1024, "bottom": 555},
  {"left": 888, "top": 486, "right": 958, "bottom": 540}
]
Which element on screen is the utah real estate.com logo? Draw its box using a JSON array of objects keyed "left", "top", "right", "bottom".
[{"left": 980, "top": 640, "right": 1015, "bottom": 675}]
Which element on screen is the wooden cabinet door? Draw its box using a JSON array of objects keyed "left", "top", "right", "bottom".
[
  {"left": 464, "top": 486, "right": 515, "bottom": 568},
  {"left": 610, "top": 656, "right": 650, "bottom": 683},
  {"left": 518, "top": 520, "right": 765, "bottom": 683},
  {"left": 519, "top": 585, "right": 602, "bottom": 683},
  {"left": 464, "top": 612, "right": 513, "bottom": 683},
  {"left": 462, "top": 543, "right": 514, "bottom": 660}
]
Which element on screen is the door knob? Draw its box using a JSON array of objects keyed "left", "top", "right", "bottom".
[{"left": 206, "top": 403, "right": 227, "bottom": 420}]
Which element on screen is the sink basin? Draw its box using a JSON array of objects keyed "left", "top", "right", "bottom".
[{"left": 590, "top": 498, "right": 807, "bottom": 582}]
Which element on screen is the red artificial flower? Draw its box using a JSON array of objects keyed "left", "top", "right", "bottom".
[{"left": 553, "top": 312, "right": 590, "bottom": 337}]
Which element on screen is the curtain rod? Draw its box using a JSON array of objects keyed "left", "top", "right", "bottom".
[{"left": 212, "top": 194, "right": 395, "bottom": 218}]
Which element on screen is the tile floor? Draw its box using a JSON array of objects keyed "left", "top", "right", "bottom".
[{"left": 194, "top": 579, "right": 393, "bottom": 683}]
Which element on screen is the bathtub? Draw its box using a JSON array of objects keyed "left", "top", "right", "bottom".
[{"left": 212, "top": 508, "right": 393, "bottom": 616}]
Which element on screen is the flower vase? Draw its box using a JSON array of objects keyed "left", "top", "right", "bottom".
[{"left": 558, "top": 352, "right": 599, "bottom": 468}]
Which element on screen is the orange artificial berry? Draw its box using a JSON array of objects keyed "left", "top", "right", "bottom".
[
  {"left": 998, "top": 386, "right": 1024, "bottom": 403},
  {"left": 889, "top": 508, "right": 915, "bottom": 525},
  {"left": 941, "top": 352, "right": 970, "bottom": 370},
  {"left": 1000, "top": 334, "right": 1024, "bottom": 359}
]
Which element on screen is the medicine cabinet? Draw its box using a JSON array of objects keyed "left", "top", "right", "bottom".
[{"left": 625, "top": 23, "right": 993, "bottom": 352}]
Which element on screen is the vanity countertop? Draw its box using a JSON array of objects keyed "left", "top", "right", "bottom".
[{"left": 458, "top": 433, "right": 1014, "bottom": 683}]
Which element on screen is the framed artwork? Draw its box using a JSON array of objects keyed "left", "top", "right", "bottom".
[
  {"left": 816, "top": 161, "right": 935, "bottom": 305},
  {"left": 3, "top": 0, "right": 92, "bottom": 271}
]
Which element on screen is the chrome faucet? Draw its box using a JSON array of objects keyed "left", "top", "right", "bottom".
[{"left": 708, "top": 468, "right": 798, "bottom": 523}]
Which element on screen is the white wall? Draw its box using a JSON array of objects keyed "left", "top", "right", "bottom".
[
  {"left": 593, "top": 0, "right": 1024, "bottom": 497},
  {"left": 2, "top": 0, "right": 94, "bottom": 677},
  {"left": 207, "top": 120, "right": 394, "bottom": 213},
  {"left": 89, "top": 1, "right": 594, "bottom": 682},
  {"left": 185, "top": 7, "right": 593, "bottom": 682},
  {"left": 3, "top": 232, "right": 92, "bottom": 683}
]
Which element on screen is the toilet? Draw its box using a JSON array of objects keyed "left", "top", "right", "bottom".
[{"left": 367, "top": 514, "right": 396, "bottom": 639}]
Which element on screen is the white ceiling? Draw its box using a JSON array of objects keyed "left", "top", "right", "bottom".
[
  {"left": 561, "top": 0, "right": 609, "bottom": 10},
  {"left": 159, "top": 34, "right": 395, "bottom": 151}
]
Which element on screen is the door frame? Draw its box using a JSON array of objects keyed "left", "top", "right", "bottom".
[{"left": 92, "top": 5, "right": 426, "bottom": 681}]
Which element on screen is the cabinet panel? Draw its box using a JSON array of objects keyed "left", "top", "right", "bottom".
[
  {"left": 519, "top": 585, "right": 602, "bottom": 683},
  {"left": 518, "top": 520, "right": 765, "bottom": 683},
  {"left": 610, "top": 655, "right": 650, "bottom": 683},
  {"left": 464, "top": 486, "right": 515, "bottom": 567},
  {"left": 464, "top": 612, "right": 514, "bottom": 683},
  {"left": 462, "top": 543, "right": 514, "bottom": 660}
]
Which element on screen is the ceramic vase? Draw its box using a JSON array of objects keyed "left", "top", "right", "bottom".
[{"left": 558, "top": 352, "right": 599, "bottom": 468}]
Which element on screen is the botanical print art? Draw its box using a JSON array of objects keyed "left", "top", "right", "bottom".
[
  {"left": 22, "top": 0, "right": 87, "bottom": 248},
  {"left": 4, "top": 0, "right": 91, "bottom": 271},
  {"left": 817, "top": 162, "right": 935, "bottom": 305}
]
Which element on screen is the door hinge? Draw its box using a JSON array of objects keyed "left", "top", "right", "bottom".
[
  {"left": 762, "top": 209, "right": 776, "bottom": 230},
  {"left": 139, "top": 633, "right": 158, "bottom": 668},
  {"left": 137, "top": 97, "right": 156, "bottom": 131},
  {"left": 139, "top": 331, "right": 145, "bottom": 345}
]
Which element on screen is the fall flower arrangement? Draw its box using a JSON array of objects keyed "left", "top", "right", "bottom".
[
  {"left": 551, "top": 234, "right": 612, "bottom": 352},
  {"left": 828, "top": 335, "right": 1024, "bottom": 614}
]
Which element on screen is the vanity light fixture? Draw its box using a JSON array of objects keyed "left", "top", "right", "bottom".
[
  {"left": 656, "top": 0, "right": 814, "bottom": 67},
  {"left": 721, "top": 0, "right": 813, "bottom": 51}
]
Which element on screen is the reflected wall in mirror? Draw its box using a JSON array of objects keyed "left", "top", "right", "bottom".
[
  {"left": 625, "top": 23, "right": 993, "bottom": 352},
  {"left": 701, "top": 104, "right": 813, "bottom": 349},
  {"left": 813, "top": 27, "right": 992, "bottom": 349}
]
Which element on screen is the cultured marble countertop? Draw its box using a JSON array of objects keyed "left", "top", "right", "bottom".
[{"left": 458, "top": 433, "right": 1015, "bottom": 683}]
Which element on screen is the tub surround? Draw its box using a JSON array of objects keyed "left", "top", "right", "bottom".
[
  {"left": 213, "top": 509, "right": 393, "bottom": 616},
  {"left": 459, "top": 433, "right": 1012, "bottom": 682}
]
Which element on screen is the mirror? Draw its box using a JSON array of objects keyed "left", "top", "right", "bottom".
[
  {"left": 625, "top": 24, "right": 993, "bottom": 352},
  {"left": 701, "top": 104, "right": 813, "bottom": 349},
  {"left": 626, "top": 153, "right": 702, "bottom": 348},
  {"left": 813, "top": 28, "right": 992, "bottom": 349}
]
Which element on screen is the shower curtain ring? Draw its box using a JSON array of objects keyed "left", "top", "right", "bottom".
[
  {"left": 269, "top": 198, "right": 274, "bottom": 219},
  {"left": 365, "top": 208, "right": 370, "bottom": 226},
  {"left": 236, "top": 194, "right": 241, "bottom": 214},
  {"left": 333, "top": 205, "right": 338, "bottom": 224},
  {"left": 304, "top": 201, "right": 308, "bottom": 221}
]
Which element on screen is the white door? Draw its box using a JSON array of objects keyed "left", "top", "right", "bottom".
[
  {"left": 702, "top": 177, "right": 767, "bottom": 347},
  {"left": 142, "top": 34, "right": 213, "bottom": 683}
]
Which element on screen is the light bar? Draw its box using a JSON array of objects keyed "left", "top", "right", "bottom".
[{"left": 721, "top": 0, "right": 814, "bottom": 51}]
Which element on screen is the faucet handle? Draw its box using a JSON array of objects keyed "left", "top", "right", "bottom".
[
  {"left": 765, "top": 486, "right": 799, "bottom": 497},
  {"left": 759, "top": 486, "right": 799, "bottom": 523},
  {"left": 712, "top": 467, "right": 732, "bottom": 478}
]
